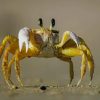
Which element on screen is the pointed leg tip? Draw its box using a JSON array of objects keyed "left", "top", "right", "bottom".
[{"left": 77, "top": 79, "right": 82, "bottom": 87}]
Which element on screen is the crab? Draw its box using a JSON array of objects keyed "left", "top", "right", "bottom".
[{"left": 0, "top": 18, "right": 94, "bottom": 89}]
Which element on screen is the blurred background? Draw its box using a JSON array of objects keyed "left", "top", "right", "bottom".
[{"left": 0, "top": 0, "right": 100, "bottom": 93}]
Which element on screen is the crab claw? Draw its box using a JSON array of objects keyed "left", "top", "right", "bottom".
[
  {"left": 18, "top": 27, "right": 30, "bottom": 53},
  {"left": 70, "top": 31, "right": 80, "bottom": 46},
  {"left": 55, "top": 31, "right": 80, "bottom": 48}
]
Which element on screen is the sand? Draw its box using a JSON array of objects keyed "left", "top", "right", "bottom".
[{"left": 0, "top": 82, "right": 100, "bottom": 100}]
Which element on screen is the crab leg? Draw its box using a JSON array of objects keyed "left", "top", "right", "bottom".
[
  {"left": 67, "top": 59, "right": 74, "bottom": 86},
  {"left": 78, "top": 43, "right": 94, "bottom": 86},
  {"left": 65, "top": 58, "right": 74, "bottom": 85},
  {"left": 59, "top": 57, "right": 74, "bottom": 86},
  {"left": 87, "top": 54, "right": 94, "bottom": 86},
  {"left": 77, "top": 52, "right": 87, "bottom": 86},
  {"left": 2, "top": 47, "right": 15, "bottom": 89},
  {"left": 61, "top": 48, "right": 87, "bottom": 86},
  {"left": 15, "top": 51, "right": 23, "bottom": 87}
]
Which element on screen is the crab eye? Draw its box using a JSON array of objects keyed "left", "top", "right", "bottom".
[
  {"left": 38, "top": 18, "right": 43, "bottom": 27},
  {"left": 51, "top": 18, "right": 55, "bottom": 28}
]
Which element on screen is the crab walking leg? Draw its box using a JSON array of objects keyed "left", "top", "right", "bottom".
[
  {"left": 78, "top": 44, "right": 94, "bottom": 86},
  {"left": 77, "top": 52, "right": 87, "bottom": 86},
  {"left": 0, "top": 45, "right": 4, "bottom": 57},
  {"left": 15, "top": 51, "right": 23, "bottom": 87},
  {"left": 87, "top": 55, "right": 94, "bottom": 86},
  {"left": 60, "top": 57, "right": 74, "bottom": 86},
  {"left": 61, "top": 48, "right": 87, "bottom": 86},
  {"left": 68, "top": 59, "right": 74, "bottom": 86},
  {"left": 2, "top": 47, "right": 15, "bottom": 89},
  {"left": 7, "top": 55, "right": 18, "bottom": 89}
]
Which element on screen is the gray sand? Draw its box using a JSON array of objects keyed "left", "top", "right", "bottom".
[{"left": 0, "top": 84, "right": 100, "bottom": 100}]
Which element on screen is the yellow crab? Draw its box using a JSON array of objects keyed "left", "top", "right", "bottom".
[{"left": 0, "top": 18, "right": 94, "bottom": 89}]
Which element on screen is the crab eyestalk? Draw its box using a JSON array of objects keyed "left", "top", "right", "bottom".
[
  {"left": 50, "top": 18, "right": 59, "bottom": 33},
  {"left": 38, "top": 18, "right": 43, "bottom": 27},
  {"left": 38, "top": 18, "right": 44, "bottom": 33},
  {"left": 50, "top": 18, "right": 55, "bottom": 31},
  {"left": 51, "top": 18, "right": 55, "bottom": 28},
  {"left": 49, "top": 18, "right": 59, "bottom": 45}
]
